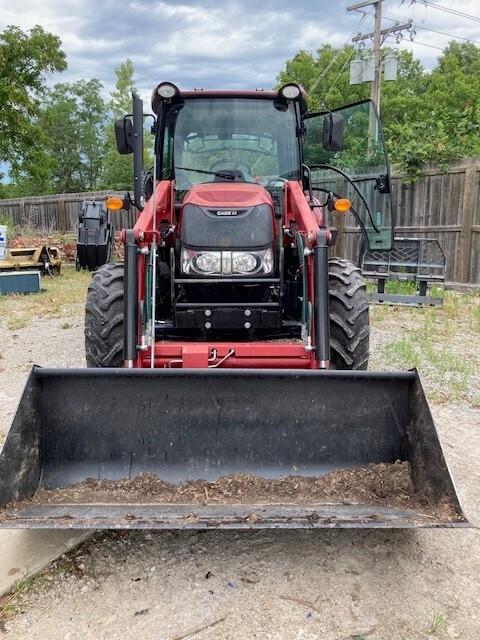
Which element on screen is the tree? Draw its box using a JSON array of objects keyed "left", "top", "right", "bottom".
[
  {"left": 277, "top": 45, "right": 369, "bottom": 111},
  {"left": 101, "top": 59, "right": 137, "bottom": 190},
  {"left": 277, "top": 42, "right": 480, "bottom": 175},
  {"left": 13, "top": 79, "right": 107, "bottom": 194},
  {"left": 0, "top": 25, "right": 66, "bottom": 166}
]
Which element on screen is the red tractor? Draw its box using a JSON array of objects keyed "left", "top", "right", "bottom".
[
  {"left": 86, "top": 83, "right": 392, "bottom": 372},
  {"left": 0, "top": 83, "right": 466, "bottom": 530}
]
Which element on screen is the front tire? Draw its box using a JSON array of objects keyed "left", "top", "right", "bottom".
[
  {"left": 329, "top": 258, "right": 369, "bottom": 370},
  {"left": 85, "top": 263, "right": 124, "bottom": 367}
]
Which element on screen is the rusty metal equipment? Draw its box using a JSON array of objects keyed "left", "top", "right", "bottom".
[{"left": 0, "top": 246, "right": 61, "bottom": 276}]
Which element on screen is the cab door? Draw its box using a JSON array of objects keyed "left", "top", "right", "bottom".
[{"left": 303, "top": 100, "right": 394, "bottom": 250}]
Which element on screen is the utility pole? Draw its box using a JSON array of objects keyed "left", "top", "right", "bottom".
[
  {"left": 347, "top": 0, "right": 411, "bottom": 115},
  {"left": 370, "top": 0, "right": 382, "bottom": 114},
  {"left": 347, "top": 0, "right": 382, "bottom": 113}
]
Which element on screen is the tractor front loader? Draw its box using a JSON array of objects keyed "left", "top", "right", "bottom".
[{"left": 0, "top": 83, "right": 467, "bottom": 529}]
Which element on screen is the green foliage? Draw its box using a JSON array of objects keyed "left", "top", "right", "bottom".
[
  {"left": 101, "top": 59, "right": 137, "bottom": 191},
  {"left": 0, "top": 25, "right": 66, "bottom": 165},
  {"left": 12, "top": 79, "right": 107, "bottom": 194},
  {"left": 277, "top": 42, "right": 480, "bottom": 175},
  {"left": 277, "top": 45, "right": 369, "bottom": 110}
]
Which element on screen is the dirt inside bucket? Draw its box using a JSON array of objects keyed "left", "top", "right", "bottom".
[{"left": 6, "top": 461, "right": 460, "bottom": 520}]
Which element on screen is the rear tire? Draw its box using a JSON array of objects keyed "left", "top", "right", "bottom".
[
  {"left": 85, "top": 263, "right": 124, "bottom": 367},
  {"left": 329, "top": 258, "right": 369, "bottom": 370}
]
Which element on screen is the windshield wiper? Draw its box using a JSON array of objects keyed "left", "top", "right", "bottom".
[{"left": 175, "top": 166, "right": 236, "bottom": 181}]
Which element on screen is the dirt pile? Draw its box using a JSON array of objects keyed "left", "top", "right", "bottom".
[{"left": 11, "top": 461, "right": 458, "bottom": 519}]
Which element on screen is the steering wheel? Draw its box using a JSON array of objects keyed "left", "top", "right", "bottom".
[{"left": 209, "top": 159, "right": 252, "bottom": 177}]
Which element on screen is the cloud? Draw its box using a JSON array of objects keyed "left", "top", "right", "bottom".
[{"left": 0, "top": 0, "right": 479, "bottom": 101}]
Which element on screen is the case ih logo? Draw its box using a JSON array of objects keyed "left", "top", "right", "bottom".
[{"left": 215, "top": 209, "right": 238, "bottom": 216}]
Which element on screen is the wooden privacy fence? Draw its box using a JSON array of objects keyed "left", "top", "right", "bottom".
[
  {"left": 0, "top": 158, "right": 479, "bottom": 284},
  {"left": 0, "top": 190, "right": 136, "bottom": 237}
]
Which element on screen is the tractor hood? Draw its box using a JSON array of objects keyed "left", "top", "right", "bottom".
[
  {"left": 182, "top": 182, "right": 273, "bottom": 209},
  {"left": 180, "top": 183, "right": 275, "bottom": 249}
]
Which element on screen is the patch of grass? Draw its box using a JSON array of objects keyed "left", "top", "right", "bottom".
[
  {"left": 61, "top": 322, "right": 72, "bottom": 329},
  {"left": 0, "top": 572, "right": 50, "bottom": 621},
  {"left": 422, "top": 345, "right": 473, "bottom": 399},
  {"left": 6, "top": 317, "right": 27, "bottom": 331},
  {"left": 370, "top": 304, "right": 390, "bottom": 323},
  {"left": 471, "top": 302, "right": 480, "bottom": 333},
  {"left": 428, "top": 610, "right": 447, "bottom": 635},
  {"left": 0, "top": 266, "right": 91, "bottom": 331},
  {"left": 374, "top": 289, "right": 479, "bottom": 403},
  {"left": 382, "top": 336, "right": 422, "bottom": 369},
  {"left": 13, "top": 575, "right": 40, "bottom": 594}
]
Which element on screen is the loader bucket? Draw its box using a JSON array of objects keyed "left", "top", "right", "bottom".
[{"left": 0, "top": 367, "right": 468, "bottom": 529}]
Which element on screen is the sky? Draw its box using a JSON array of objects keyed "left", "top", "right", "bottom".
[{"left": 1, "top": 0, "right": 480, "bottom": 102}]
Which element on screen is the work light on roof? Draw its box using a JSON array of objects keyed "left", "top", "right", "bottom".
[
  {"left": 280, "top": 84, "right": 301, "bottom": 99},
  {"left": 157, "top": 82, "right": 179, "bottom": 99}
]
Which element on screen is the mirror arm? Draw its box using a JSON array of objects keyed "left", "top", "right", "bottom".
[{"left": 302, "top": 164, "right": 315, "bottom": 209}]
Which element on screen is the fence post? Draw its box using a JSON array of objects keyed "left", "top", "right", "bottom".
[
  {"left": 57, "top": 197, "right": 67, "bottom": 235},
  {"left": 19, "top": 199, "right": 26, "bottom": 227},
  {"left": 456, "top": 160, "right": 480, "bottom": 283}
]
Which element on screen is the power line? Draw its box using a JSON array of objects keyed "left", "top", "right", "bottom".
[
  {"left": 412, "top": 24, "right": 480, "bottom": 47},
  {"left": 322, "top": 47, "right": 358, "bottom": 104},
  {"left": 383, "top": 15, "right": 480, "bottom": 46},
  {"left": 387, "top": 34, "right": 444, "bottom": 50},
  {"left": 407, "top": 1, "right": 480, "bottom": 24},
  {"left": 309, "top": 12, "right": 369, "bottom": 94}
]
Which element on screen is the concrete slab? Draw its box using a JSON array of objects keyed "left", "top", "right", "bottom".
[{"left": 0, "top": 529, "right": 90, "bottom": 596}]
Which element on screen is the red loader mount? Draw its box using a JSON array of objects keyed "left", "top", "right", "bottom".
[{"left": 0, "top": 83, "right": 467, "bottom": 529}]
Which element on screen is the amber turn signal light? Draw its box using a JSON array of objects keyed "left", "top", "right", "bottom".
[
  {"left": 106, "top": 196, "right": 124, "bottom": 211},
  {"left": 334, "top": 198, "right": 351, "bottom": 212}
]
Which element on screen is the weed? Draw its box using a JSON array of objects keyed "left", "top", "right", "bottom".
[
  {"left": 7, "top": 318, "right": 27, "bottom": 331},
  {"left": 61, "top": 322, "right": 72, "bottom": 330},
  {"left": 382, "top": 336, "right": 422, "bottom": 369},
  {"left": 13, "top": 575, "right": 37, "bottom": 594},
  {"left": 428, "top": 610, "right": 447, "bottom": 635},
  {"left": 471, "top": 302, "right": 480, "bottom": 333},
  {"left": 370, "top": 304, "right": 389, "bottom": 323}
]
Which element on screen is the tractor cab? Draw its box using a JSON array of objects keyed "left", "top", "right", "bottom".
[
  {"left": 149, "top": 83, "right": 393, "bottom": 252},
  {"left": 111, "top": 82, "right": 394, "bottom": 357}
]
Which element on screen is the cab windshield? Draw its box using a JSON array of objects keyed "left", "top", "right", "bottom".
[{"left": 162, "top": 98, "right": 301, "bottom": 191}]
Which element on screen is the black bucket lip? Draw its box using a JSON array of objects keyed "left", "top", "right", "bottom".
[
  {"left": 0, "top": 502, "right": 470, "bottom": 530},
  {"left": 34, "top": 365, "right": 417, "bottom": 381}
]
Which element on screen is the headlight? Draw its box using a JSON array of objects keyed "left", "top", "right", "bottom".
[
  {"left": 182, "top": 248, "right": 273, "bottom": 276},
  {"left": 232, "top": 252, "right": 259, "bottom": 274},
  {"left": 193, "top": 252, "right": 221, "bottom": 274},
  {"left": 156, "top": 82, "right": 179, "bottom": 99},
  {"left": 279, "top": 83, "right": 301, "bottom": 99}
]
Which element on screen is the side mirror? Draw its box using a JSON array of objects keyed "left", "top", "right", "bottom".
[
  {"left": 114, "top": 117, "right": 134, "bottom": 155},
  {"left": 323, "top": 113, "right": 344, "bottom": 152}
]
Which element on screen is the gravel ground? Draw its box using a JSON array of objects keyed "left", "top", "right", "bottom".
[{"left": 0, "top": 275, "right": 479, "bottom": 639}]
